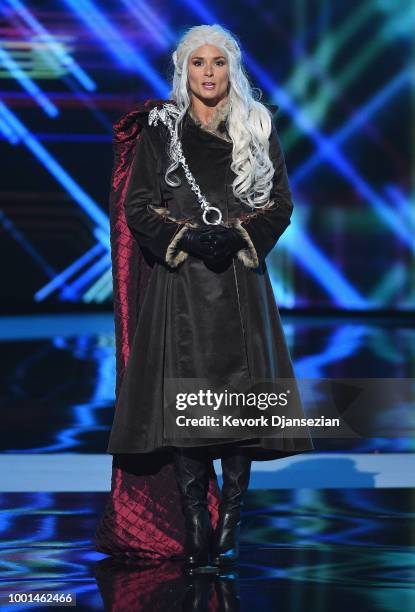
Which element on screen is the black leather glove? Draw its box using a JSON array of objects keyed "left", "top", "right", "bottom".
[
  {"left": 198, "top": 225, "right": 247, "bottom": 265},
  {"left": 178, "top": 227, "right": 217, "bottom": 260}
]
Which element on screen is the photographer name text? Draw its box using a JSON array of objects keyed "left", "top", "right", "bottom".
[{"left": 175, "top": 415, "right": 339, "bottom": 428}]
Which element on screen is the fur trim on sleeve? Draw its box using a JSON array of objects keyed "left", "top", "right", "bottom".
[
  {"left": 165, "top": 224, "right": 190, "bottom": 268},
  {"left": 227, "top": 218, "right": 259, "bottom": 269},
  {"left": 147, "top": 205, "right": 191, "bottom": 268},
  {"left": 148, "top": 206, "right": 210, "bottom": 268}
]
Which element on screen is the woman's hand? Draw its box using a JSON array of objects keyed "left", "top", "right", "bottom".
[
  {"left": 178, "top": 228, "right": 217, "bottom": 260},
  {"left": 178, "top": 225, "right": 247, "bottom": 265},
  {"left": 198, "top": 225, "right": 247, "bottom": 265}
]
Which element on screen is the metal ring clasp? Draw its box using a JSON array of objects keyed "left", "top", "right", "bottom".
[{"left": 202, "top": 206, "right": 223, "bottom": 225}]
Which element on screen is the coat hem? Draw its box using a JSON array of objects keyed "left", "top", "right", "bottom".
[{"left": 107, "top": 437, "right": 315, "bottom": 459}]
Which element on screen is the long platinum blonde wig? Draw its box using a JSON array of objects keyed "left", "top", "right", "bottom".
[{"left": 165, "top": 24, "right": 276, "bottom": 209}]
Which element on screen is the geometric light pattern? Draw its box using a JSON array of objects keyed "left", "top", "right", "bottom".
[{"left": 0, "top": 1, "right": 413, "bottom": 308}]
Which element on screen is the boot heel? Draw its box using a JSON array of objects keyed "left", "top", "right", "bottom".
[
  {"left": 172, "top": 448, "right": 212, "bottom": 567},
  {"left": 183, "top": 506, "right": 212, "bottom": 566},
  {"left": 212, "top": 450, "right": 251, "bottom": 566},
  {"left": 211, "top": 507, "right": 241, "bottom": 565}
]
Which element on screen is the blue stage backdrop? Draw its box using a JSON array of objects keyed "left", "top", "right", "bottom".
[{"left": 0, "top": 1, "right": 413, "bottom": 309}]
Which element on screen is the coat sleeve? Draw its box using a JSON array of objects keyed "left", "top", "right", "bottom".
[
  {"left": 231, "top": 123, "right": 294, "bottom": 269},
  {"left": 124, "top": 124, "right": 190, "bottom": 268}
]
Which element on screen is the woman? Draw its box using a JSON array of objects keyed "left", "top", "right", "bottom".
[{"left": 105, "top": 24, "right": 314, "bottom": 567}]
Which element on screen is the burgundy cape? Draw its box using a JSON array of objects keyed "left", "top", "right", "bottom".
[{"left": 94, "top": 99, "right": 220, "bottom": 558}]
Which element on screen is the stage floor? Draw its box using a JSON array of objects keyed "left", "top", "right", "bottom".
[
  {"left": 0, "top": 312, "right": 414, "bottom": 610},
  {"left": 0, "top": 487, "right": 414, "bottom": 610}
]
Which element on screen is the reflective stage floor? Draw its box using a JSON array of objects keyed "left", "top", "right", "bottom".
[
  {"left": 1, "top": 488, "right": 414, "bottom": 610},
  {"left": 0, "top": 312, "right": 414, "bottom": 611}
]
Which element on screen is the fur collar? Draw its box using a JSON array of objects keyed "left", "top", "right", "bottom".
[{"left": 188, "top": 97, "right": 231, "bottom": 141}]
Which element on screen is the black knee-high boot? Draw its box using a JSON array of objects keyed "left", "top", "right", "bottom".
[
  {"left": 211, "top": 449, "right": 252, "bottom": 566},
  {"left": 172, "top": 447, "right": 212, "bottom": 566}
]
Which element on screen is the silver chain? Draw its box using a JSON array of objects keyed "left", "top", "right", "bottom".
[{"left": 148, "top": 103, "right": 223, "bottom": 225}]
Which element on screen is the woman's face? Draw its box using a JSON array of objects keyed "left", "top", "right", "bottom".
[{"left": 187, "top": 44, "right": 229, "bottom": 104}]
